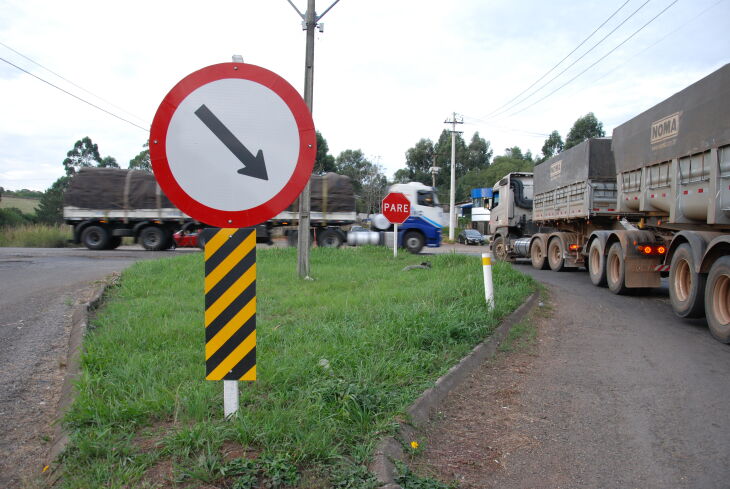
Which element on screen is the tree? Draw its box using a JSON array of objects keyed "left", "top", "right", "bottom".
[
  {"left": 564, "top": 112, "right": 605, "bottom": 150},
  {"left": 99, "top": 156, "right": 119, "bottom": 168},
  {"left": 401, "top": 138, "right": 435, "bottom": 185},
  {"left": 540, "top": 130, "right": 564, "bottom": 162},
  {"left": 464, "top": 132, "right": 493, "bottom": 172},
  {"left": 314, "top": 131, "right": 336, "bottom": 174},
  {"left": 129, "top": 141, "right": 151, "bottom": 171},
  {"left": 63, "top": 137, "right": 102, "bottom": 175},
  {"left": 36, "top": 176, "right": 70, "bottom": 224},
  {"left": 334, "top": 149, "right": 388, "bottom": 214}
]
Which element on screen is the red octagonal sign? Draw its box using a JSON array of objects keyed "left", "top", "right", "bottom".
[{"left": 382, "top": 192, "right": 411, "bottom": 224}]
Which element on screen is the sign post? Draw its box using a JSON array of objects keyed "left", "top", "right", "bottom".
[
  {"left": 382, "top": 192, "right": 411, "bottom": 258},
  {"left": 150, "top": 62, "right": 316, "bottom": 417}
]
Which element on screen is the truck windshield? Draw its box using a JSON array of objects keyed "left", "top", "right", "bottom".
[
  {"left": 490, "top": 191, "right": 500, "bottom": 210},
  {"left": 417, "top": 190, "right": 438, "bottom": 207}
]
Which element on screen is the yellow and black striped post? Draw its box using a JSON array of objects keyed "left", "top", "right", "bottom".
[{"left": 204, "top": 228, "right": 256, "bottom": 381}]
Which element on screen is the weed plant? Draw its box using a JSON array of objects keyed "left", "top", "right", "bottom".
[
  {"left": 60, "top": 246, "right": 534, "bottom": 488},
  {"left": 0, "top": 223, "right": 72, "bottom": 247}
]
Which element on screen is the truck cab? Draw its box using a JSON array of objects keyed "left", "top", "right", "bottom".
[{"left": 488, "top": 172, "right": 536, "bottom": 260}]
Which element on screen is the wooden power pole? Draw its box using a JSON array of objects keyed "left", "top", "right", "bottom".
[{"left": 286, "top": 0, "right": 341, "bottom": 279}]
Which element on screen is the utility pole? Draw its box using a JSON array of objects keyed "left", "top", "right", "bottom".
[
  {"left": 286, "top": 0, "right": 341, "bottom": 278},
  {"left": 444, "top": 112, "right": 463, "bottom": 241}
]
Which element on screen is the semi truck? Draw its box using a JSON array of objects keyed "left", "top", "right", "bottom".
[
  {"left": 489, "top": 63, "right": 730, "bottom": 343},
  {"left": 63, "top": 168, "right": 443, "bottom": 253}
]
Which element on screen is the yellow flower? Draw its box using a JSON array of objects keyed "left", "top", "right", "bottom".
[
  {"left": 42, "top": 465, "right": 49, "bottom": 473},
  {"left": 410, "top": 441, "right": 419, "bottom": 450}
]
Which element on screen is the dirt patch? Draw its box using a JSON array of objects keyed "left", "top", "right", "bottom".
[{"left": 410, "top": 296, "right": 553, "bottom": 488}]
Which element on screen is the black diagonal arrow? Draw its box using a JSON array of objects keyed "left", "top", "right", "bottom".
[{"left": 194, "top": 104, "right": 269, "bottom": 181}]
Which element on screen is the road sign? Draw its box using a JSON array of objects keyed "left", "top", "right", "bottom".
[
  {"left": 150, "top": 62, "right": 316, "bottom": 228},
  {"left": 203, "top": 227, "right": 256, "bottom": 381},
  {"left": 382, "top": 192, "right": 411, "bottom": 224}
]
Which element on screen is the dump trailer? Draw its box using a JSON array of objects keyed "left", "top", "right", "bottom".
[
  {"left": 610, "top": 63, "right": 730, "bottom": 342},
  {"left": 488, "top": 63, "right": 730, "bottom": 343}
]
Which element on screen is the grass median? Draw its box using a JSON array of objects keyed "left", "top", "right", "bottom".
[{"left": 59, "top": 246, "right": 534, "bottom": 488}]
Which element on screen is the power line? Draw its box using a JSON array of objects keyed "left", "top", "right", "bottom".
[
  {"left": 488, "top": 0, "right": 652, "bottom": 120},
  {"left": 462, "top": 115, "right": 550, "bottom": 138},
  {"left": 501, "top": 0, "right": 680, "bottom": 120},
  {"left": 483, "top": 0, "right": 632, "bottom": 118},
  {"left": 0, "top": 40, "right": 149, "bottom": 126},
  {"left": 0, "top": 55, "right": 148, "bottom": 132},
  {"left": 583, "top": 0, "right": 725, "bottom": 87}
]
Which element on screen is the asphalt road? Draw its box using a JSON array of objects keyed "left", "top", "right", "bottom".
[
  {"left": 0, "top": 246, "right": 195, "bottom": 488},
  {"left": 418, "top": 253, "right": 730, "bottom": 488}
]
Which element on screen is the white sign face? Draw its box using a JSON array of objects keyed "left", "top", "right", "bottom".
[{"left": 165, "top": 78, "right": 299, "bottom": 211}]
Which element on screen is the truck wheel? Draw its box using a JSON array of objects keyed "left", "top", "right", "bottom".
[
  {"left": 530, "top": 240, "right": 549, "bottom": 270},
  {"left": 588, "top": 240, "right": 607, "bottom": 287},
  {"left": 704, "top": 256, "right": 730, "bottom": 343},
  {"left": 107, "top": 236, "right": 122, "bottom": 250},
  {"left": 669, "top": 243, "right": 706, "bottom": 318},
  {"left": 606, "top": 242, "right": 629, "bottom": 295},
  {"left": 318, "top": 229, "right": 343, "bottom": 248},
  {"left": 547, "top": 239, "right": 565, "bottom": 272},
  {"left": 492, "top": 236, "right": 510, "bottom": 261},
  {"left": 81, "top": 225, "right": 110, "bottom": 250},
  {"left": 403, "top": 231, "right": 424, "bottom": 254},
  {"left": 140, "top": 226, "right": 169, "bottom": 251}
]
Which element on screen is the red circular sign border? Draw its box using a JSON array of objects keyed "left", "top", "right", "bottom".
[
  {"left": 149, "top": 62, "right": 316, "bottom": 228},
  {"left": 382, "top": 192, "right": 411, "bottom": 224}
]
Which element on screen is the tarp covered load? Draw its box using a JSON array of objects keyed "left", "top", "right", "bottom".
[
  {"left": 64, "top": 168, "right": 175, "bottom": 210},
  {"left": 286, "top": 172, "right": 356, "bottom": 213}
]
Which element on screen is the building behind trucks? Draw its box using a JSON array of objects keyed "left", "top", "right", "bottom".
[
  {"left": 64, "top": 168, "right": 442, "bottom": 254},
  {"left": 488, "top": 63, "right": 730, "bottom": 343}
]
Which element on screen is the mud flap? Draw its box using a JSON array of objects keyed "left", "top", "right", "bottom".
[{"left": 625, "top": 257, "right": 661, "bottom": 288}]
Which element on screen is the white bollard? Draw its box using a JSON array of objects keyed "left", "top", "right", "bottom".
[
  {"left": 393, "top": 223, "right": 398, "bottom": 258},
  {"left": 482, "top": 252, "right": 494, "bottom": 309},
  {"left": 223, "top": 380, "right": 239, "bottom": 418}
]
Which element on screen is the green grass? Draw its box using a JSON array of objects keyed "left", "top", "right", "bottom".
[
  {"left": 0, "top": 195, "right": 39, "bottom": 213},
  {"left": 0, "top": 223, "right": 73, "bottom": 247},
  {"left": 59, "top": 246, "right": 534, "bottom": 488}
]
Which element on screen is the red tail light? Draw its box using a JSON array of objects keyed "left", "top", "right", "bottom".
[{"left": 569, "top": 244, "right": 580, "bottom": 251}]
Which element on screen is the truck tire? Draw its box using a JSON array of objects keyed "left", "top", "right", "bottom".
[
  {"left": 492, "top": 236, "right": 510, "bottom": 261},
  {"left": 318, "top": 229, "right": 344, "bottom": 248},
  {"left": 547, "top": 238, "right": 566, "bottom": 272},
  {"left": 606, "top": 242, "right": 629, "bottom": 295},
  {"left": 669, "top": 243, "right": 706, "bottom": 318},
  {"left": 81, "top": 225, "right": 110, "bottom": 250},
  {"left": 403, "top": 231, "right": 424, "bottom": 254},
  {"left": 588, "top": 240, "right": 607, "bottom": 287},
  {"left": 530, "top": 240, "right": 549, "bottom": 270},
  {"left": 704, "top": 256, "right": 730, "bottom": 343},
  {"left": 140, "top": 226, "right": 169, "bottom": 251},
  {"left": 285, "top": 230, "right": 314, "bottom": 248},
  {"left": 107, "top": 236, "right": 122, "bottom": 250}
]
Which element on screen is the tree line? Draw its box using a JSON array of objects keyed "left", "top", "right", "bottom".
[{"left": 7, "top": 112, "right": 605, "bottom": 226}]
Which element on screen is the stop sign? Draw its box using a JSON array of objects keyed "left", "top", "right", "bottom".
[{"left": 382, "top": 192, "right": 411, "bottom": 224}]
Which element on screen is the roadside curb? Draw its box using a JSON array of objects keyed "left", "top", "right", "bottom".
[
  {"left": 46, "top": 274, "right": 120, "bottom": 469},
  {"left": 369, "top": 291, "right": 540, "bottom": 488}
]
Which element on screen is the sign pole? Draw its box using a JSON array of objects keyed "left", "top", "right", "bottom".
[{"left": 393, "top": 223, "right": 398, "bottom": 258}]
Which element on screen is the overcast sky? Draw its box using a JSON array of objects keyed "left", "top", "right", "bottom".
[{"left": 1, "top": 0, "right": 729, "bottom": 191}]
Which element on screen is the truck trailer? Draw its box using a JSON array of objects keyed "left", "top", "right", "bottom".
[
  {"left": 489, "top": 63, "right": 730, "bottom": 343},
  {"left": 63, "top": 168, "right": 442, "bottom": 253}
]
